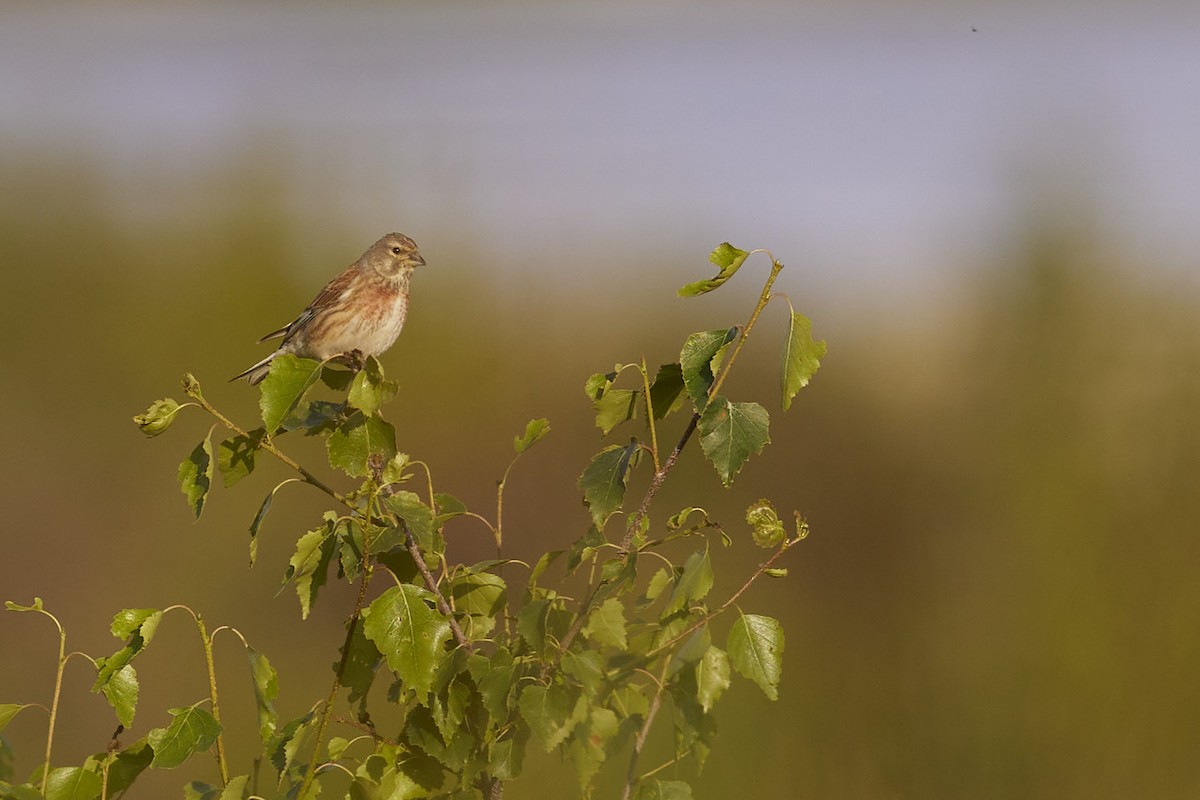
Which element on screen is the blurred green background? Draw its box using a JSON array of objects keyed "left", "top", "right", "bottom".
[{"left": 2, "top": 2, "right": 1199, "bottom": 798}]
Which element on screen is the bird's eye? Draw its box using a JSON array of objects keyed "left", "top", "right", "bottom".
[{"left": 391, "top": 246, "right": 402, "bottom": 255}]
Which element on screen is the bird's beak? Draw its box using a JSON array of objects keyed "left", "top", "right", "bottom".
[{"left": 412, "top": 253, "right": 426, "bottom": 267}]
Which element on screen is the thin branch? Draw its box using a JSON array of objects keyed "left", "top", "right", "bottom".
[{"left": 619, "top": 661, "right": 671, "bottom": 800}]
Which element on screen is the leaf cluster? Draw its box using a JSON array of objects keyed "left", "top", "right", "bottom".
[{"left": 6, "top": 243, "right": 825, "bottom": 800}]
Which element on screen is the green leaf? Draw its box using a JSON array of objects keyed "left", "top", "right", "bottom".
[
  {"left": 246, "top": 646, "right": 279, "bottom": 744},
  {"left": 450, "top": 572, "right": 506, "bottom": 618},
  {"left": 514, "top": 418, "right": 551, "bottom": 453},
  {"left": 327, "top": 412, "right": 397, "bottom": 478},
  {"left": 582, "top": 597, "right": 627, "bottom": 650},
  {"left": 43, "top": 767, "right": 101, "bottom": 800},
  {"left": 727, "top": 612, "right": 784, "bottom": 701},
  {"left": 178, "top": 434, "right": 214, "bottom": 519},
  {"left": 133, "top": 398, "right": 183, "bottom": 437},
  {"left": 488, "top": 726, "right": 529, "bottom": 781},
  {"left": 216, "top": 430, "right": 264, "bottom": 488},
  {"left": 518, "top": 684, "right": 581, "bottom": 752},
  {"left": 663, "top": 549, "right": 714, "bottom": 617},
  {"left": 568, "top": 706, "right": 619, "bottom": 789},
  {"left": 634, "top": 779, "right": 694, "bottom": 800},
  {"left": 218, "top": 775, "right": 249, "bottom": 800},
  {"left": 4, "top": 597, "right": 44, "bottom": 612},
  {"left": 339, "top": 621, "right": 383, "bottom": 705},
  {"left": 0, "top": 704, "right": 26, "bottom": 733},
  {"left": 248, "top": 480, "right": 298, "bottom": 568},
  {"left": 648, "top": 363, "right": 686, "bottom": 420},
  {"left": 147, "top": 705, "right": 222, "bottom": 769},
  {"left": 696, "top": 646, "right": 731, "bottom": 713},
  {"left": 781, "top": 305, "right": 826, "bottom": 410},
  {"left": 594, "top": 388, "right": 638, "bottom": 436},
  {"left": 578, "top": 440, "right": 639, "bottom": 528},
  {"left": 677, "top": 242, "right": 751, "bottom": 297},
  {"left": 347, "top": 356, "right": 397, "bottom": 416},
  {"left": 101, "top": 664, "right": 138, "bottom": 728},
  {"left": 697, "top": 396, "right": 770, "bottom": 487},
  {"left": 258, "top": 355, "right": 324, "bottom": 433},
  {"left": 679, "top": 328, "right": 738, "bottom": 411},
  {"left": 285, "top": 521, "right": 335, "bottom": 620},
  {"left": 383, "top": 491, "right": 436, "bottom": 552},
  {"left": 266, "top": 711, "right": 315, "bottom": 775},
  {"left": 110, "top": 608, "right": 162, "bottom": 642},
  {"left": 100, "top": 739, "right": 153, "bottom": 796},
  {"left": 362, "top": 585, "right": 453, "bottom": 701},
  {"left": 745, "top": 498, "right": 785, "bottom": 548}
]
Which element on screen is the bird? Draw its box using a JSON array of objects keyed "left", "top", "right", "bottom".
[{"left": 232, "top": 232, "right": 426, "bottom": 385}]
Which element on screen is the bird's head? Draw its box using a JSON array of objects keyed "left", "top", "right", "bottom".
[{"left": 365, "top": 232, "right": 425, "bottom": 279}]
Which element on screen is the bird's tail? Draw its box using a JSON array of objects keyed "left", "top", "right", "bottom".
[{"left": 230, "top": 352, "right": 276, "bottom": 385}]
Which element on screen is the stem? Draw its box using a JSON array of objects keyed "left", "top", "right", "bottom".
[
  {"left": 403, "top": 524, "right": 472, "bottom": 652},
  {"left": 619, "top": 661, "right": 671, "bottom": 800},
  {"left": 619, "top": 255, "right": 785, "bottom": 552},
  {"left": 194, "top": 614, "right": 230, "bottom": 786},
  {"left": 298, "top": 558, "right": 373, "bottom": 800},
  {"left": 41, "top": 613, "right": 67, "bottom": 796},
  {"left": 640, "top": 357, "right": 662, "bottom": 474},
  {"left": 193, "top": 393, "right": 354, "bottom": 510}
]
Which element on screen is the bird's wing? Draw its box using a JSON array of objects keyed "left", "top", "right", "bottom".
[{"left": 258, "top": 267, "right": 357, "bottom": 344}]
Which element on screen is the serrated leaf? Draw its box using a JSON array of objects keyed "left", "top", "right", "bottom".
[
  {"left": 727, "top": 612, "right": 784, "bottom": 701},
  {"left": 110, "top": 608, "right": 162, "bottom": 642},
  {"left": 347, "top": 356, "right": 397, "bottom": 416},
  {"left": 634, "top": 779, "right": 694, "bottom": 800},
  {"left": 450, "top": 571, "right": 506, "bottom": 618},
  {"left": 218, "top": 775, "right": 249, "bottom": 800},
  {"left": 582, "top": 597, "right": 627, "bottom": 650},
  {"left": 339, "top": 621, "right": 383, "bottom": 706},
  {"left": 518, "top": 684, "right": 580, "bottom": 752},
  {"left": 362, "top": 585, "right": 453, "bottom": 701},
  {"left": 285, "top": 522, "right": 335, "bottom": 620},
  {"left": 147, "top": 705, "right": 222, "bottom": 769},
  {"left": 781, "top": 306, "right": 826, "bottom": 410},
  {"left": 645, "top": 568, "right": 672, "bottom": 602},
  {"left": 593, "top": 388, "right": 638, "bottom": 435},
  {"left": 327, "top": 412, "right": 397, "bottom": 478},
  {"left": 488, "top": 726, "right": 529, "bottom": 781},
  {"left": 248, "top": 480, "right": 297, "bottom": 568},
  {"left": 259, "top": 354, "right": 324, "bottom": 433},
  {"left": 514, "top": 418, "right": 551, "bottom": 453},
  {"left": 677, "top": 242, "right": 751, "bottom": 297},
  {"left": 43, "top": 767, "right": 102, "bottom": 800},
  {"left": 101, "top": 664, "right": 138, "bottom": 728},
  {"left": 216, "top": 430, "right": 264, "bottom": 488},
  {"left": 578, "top": 440, "right": 639, "bottom": 528},
  {"left": 697, "top": 396, "right": 770, "bottom": 487},
  {"left": 384, "top": 491, "right": 436, "bottom": 550},
  {"left": 266, "top": 711, "right": 315, "bottom": 775},
  {"left": 246, "top": 646, "right": 279, "bottom": 744},
  {"left": 178, "top": 434, "right": 214, "bottom": 519},
  {"left": 664, "top": 548, "right": 714, "bottom": 617},
  {"left": 133, "top": 398, "right": 183, "bottom": 437},
  {"left": 568, "top": 706, "right": 619, "bottom": 789},
  {"left": 648, "top": 363, "right": 686, "bottom": 420},
  {"left": 696, "top": 646, "right": 731, "bottom": 713},
  {"left": 679, "top": 328, "right": 738, "bottom": 411}
]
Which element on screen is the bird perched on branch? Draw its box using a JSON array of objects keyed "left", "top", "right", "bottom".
[{"left": 232, "top": 233, "right": 426, "bottom": 385}]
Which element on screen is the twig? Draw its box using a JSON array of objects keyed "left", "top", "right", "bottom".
[{"left": 619, "top": 661, "right": 671, "bottom": 800}]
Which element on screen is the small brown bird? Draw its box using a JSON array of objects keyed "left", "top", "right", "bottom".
[{"left": 232, "top": 233, "right": 426, "bottom": 384}]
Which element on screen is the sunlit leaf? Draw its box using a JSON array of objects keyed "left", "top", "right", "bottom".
[
  {"left": 327, "top": 412, "right": 397, "bottom": 478},
  {"left": 259, "top": 354, "right": 324, "bottom": 433},
  {"left": 514, "top": 418, "right": 551, "bottom": 454},
  {"left": 43, "top": 767, "right": 102, "bottom": 800},
  {"left": 362, "top": 584, "right": 453, "bottom": 701},
  {"left": 178, "top": 434, "right": 214, "bottom": 519},
  {"left": 696, "top": 646, "right": 731, "bottom": 713},
  {"left": 147, "top": 705, "right": 222, "bottom": 769},
  {"left": 697, "top": 396, "right": 769, "bottom": 487},
  {"left": 133, "top": 398, "right": 183, "bottom": 437},
  {"left": 679, "top": 328, "right": 738, "bottom": 411},
  {"left": 100, "top": 739, "right": 153, "bottom": 796},
  {"left": 568, "top": 706, "right": 619, "bottom": 789},
  {"left": 0, "top": 704, "right": 26, "bottom": 733},
  {"left": 246, "top": 646, "right": 279, "bottom": 744},
  {"left": 663, "top": 549, "right": 713, "bottom": 618},
  {"left": 582, "top": 597, "right": 627, "bottom": 650},
  {"left": 518, "top": 684, "right": 581, "bottom": 752},
  {"left": 578, "top": 440, "right": 639, "bottom": 528},
  {"left": 216, "top": 430, "right": 264, "bottom": 488},
  {"left": 347, "top": 356, "right": 397, "bottom": 416},
  {"left": 677, "top": 242, "right": 751, "bottom": 297},
  {"left": 727, "top": 612, "right": 784, "bottom": 701},
  {"left": 594, "top": 388, "right": 638, "bottom": 435},
  {"left": 285, "top": 520, "right": 335, "bottom": 620},
  {"left": 781, "top": 305, "right": 826, "bottom": 410},
  {"left": 101, "top": 664, "right": 138, "bottom": 728},
  {"left": 745, "top": 498, "right": 785, "bottom": 548}
]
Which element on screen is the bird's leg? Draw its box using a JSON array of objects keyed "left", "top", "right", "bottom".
[{"left": 338, "top": 349, "right": 366, "bottom": 373}]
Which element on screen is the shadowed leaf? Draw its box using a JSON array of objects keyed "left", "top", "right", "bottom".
[
  {"left": 178, "top": 435, "right": 214, "bottom": 519},
  {"left": 697, "top": 396, "right": 769, "bottom": 487},
  {"left": 680, "top": 328, "right": 738, "bottom": 411},
  {"left": 259, "top": 355, "right": 324, "bottom": 433},
  {"left": 578, "top": 440, "right": 640, "bottom": 528}
]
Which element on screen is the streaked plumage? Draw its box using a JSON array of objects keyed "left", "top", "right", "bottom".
[{"left": 232, "top": 233, "right": 425, "bottom": 384}]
